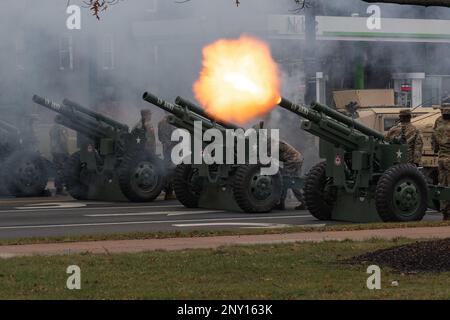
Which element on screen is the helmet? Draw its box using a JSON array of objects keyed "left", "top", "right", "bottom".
[{"left": 399, "top": 109, "right": 412, "bottom": 116}]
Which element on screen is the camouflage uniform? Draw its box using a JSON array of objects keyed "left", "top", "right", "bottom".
[
  {"left": 134, "top": 109, "right": 156, "bottom": 153},
  {"left": 158, "top": 115, "right": 177, "bottom": 200},
  {"left": 252, "top": 121, "right": 305, "bottom": 210},
  {"left": 385, "top": 110, "right": 423, "bottom": 165},
  {"left": 431, "top": 106, "right": 450, "bottom": 220},
  {"left": 49, "top": 123, "right": 69, "bottom": 194},
  {"left": 278, "top": 140, "right": 304, "bottom": 210},
  {"left": 279, "top": 141, "right": 304, "bottom": 177},
  {"left": 158, "top": 115, "right": 176, "bottom": 162}
]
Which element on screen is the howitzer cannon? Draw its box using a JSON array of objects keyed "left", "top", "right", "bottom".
[
  {"left": 143, "top": 92, "right": 289, "bottom": 213},
  {"left": 0, "top": 118, "right": 49, "bottom": 197},
  {"left": 278, "top": 97, "right": 428, "bottom": 222},
  {"left": 32, "top": 95, "right": 165, "bottom": 202}
]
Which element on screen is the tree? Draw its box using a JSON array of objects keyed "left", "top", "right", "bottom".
[
  {"left": 74, "top": 0, "right": 450, "bottom": 20},
  {"left": 67, "top": 0, "right": 123, "bottom": 20},
  {"left": 363, "top": 0, "right": 450, "bottom": 6}
]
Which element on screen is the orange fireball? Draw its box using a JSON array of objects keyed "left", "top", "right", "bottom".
[{"left": 193, "top": 35, "right": 281, "bottom": 125}]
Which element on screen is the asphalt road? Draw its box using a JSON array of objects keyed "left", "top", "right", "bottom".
[{"left": 0, "top": 196, "right": 444, "bottom": 239}]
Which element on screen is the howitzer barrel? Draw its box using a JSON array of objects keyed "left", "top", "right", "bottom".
[
  {"left": 143, "top": 92, "right": 186, "bottom": 118},
  {"left": 32, "top": 95, "right": 68, "bottom": 115},
  {"left": 63, "top": 99, "right": 129, "bottom": 132},
  {"left": 175, "top": 96, "right": 240, "bottom": 130},
  {"left": 32, "top": 95, "right": 110, "bottom": 140},
  {"left": 311, "top": 103, "right": 385, "bottom": 141},
  {"left": 278, "top": 97, "right": 322, "bottom": 123},
  {"left": 143, "top": 92, "right": 230, "bottom": 133},
  {"left": 278, "top": 97, "right": 369, "bottom": 150}
]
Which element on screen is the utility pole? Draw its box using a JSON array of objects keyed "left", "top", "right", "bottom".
[{"left": 304, "top": 2, "right": 317, "bottom": 105}]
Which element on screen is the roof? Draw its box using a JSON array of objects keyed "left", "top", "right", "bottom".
[{"left": 358, "top": 107, "right": 436, "bottom": 115}]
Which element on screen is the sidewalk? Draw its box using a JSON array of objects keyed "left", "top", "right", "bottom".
[{"left": 1, "top": 226, "right": 450, "bottom": 258}]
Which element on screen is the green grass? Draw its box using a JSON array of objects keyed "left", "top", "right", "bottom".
[
  {"left": 1, "top": 220, "right": 449, "bottom": 246},
  {"left": 0, "top": 239, "right": 449, "bottom": 299}
]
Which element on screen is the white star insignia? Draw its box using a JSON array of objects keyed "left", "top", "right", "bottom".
[
  {"left": 396, "top": 149, "right": 403, "bottom": 159},
  {"left": 136, "top": 137, "right": 141, "bottom": 144}
]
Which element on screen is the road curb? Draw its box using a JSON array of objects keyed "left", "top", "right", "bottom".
[{"left": 1, "top": 226, "right": 450, "bottom": 258}]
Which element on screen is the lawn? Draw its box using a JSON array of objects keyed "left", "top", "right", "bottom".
[{"left": 0, "top": 239, "right": 449, "bottom": 299}]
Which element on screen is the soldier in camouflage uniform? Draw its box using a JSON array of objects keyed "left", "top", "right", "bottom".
[
  {"left": 431, "top": 105, "right": 450, "bottom": 220},
  {"left": 253, "top": 122, "right": 305, "bottom": 210},
  {"left": 49, "top": 119, "right": 69, "bottom": 195},
  {"left": 277, "top": 140, "right": 305, "bottom": 210},
  {"left": 385, "top": 109, "right": 423, "bottom": 166},
  {"left": 279, "top": 140, "right": 304, "bottom": 178},
  {"left": 158, "top": 115, "right": 177, "bottom": 200},
  {"left": 133, "top": 109, "right": 156, "bottom": 153}
]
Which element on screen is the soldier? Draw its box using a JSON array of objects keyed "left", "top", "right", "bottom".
[
  {"left": 134, "top": 109, "right": 156, "bottom": 153},
  {"left": 253, "top": 121, "right": 304, "bottom": 210},
  {"left": 49, "top": 119, "right": 69, "bottom": 195},
  {"left": 431, "top": 105, "right": 450, "bottom": 221},
  {"left": 385, "top": 109, "right": 423, "bottom": 166},
  {"left": 158, "top": 115, "right": 177, "bottom": 200},
  {"left": 277, "top": 140, "right": 305, "bottom": 210}
]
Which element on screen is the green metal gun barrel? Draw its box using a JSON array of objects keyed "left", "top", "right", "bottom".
[
  {"left": 311, "top": 102, "right": 385, "bottom": 141},
  {"left": 278, "top": 97, "right": 322, "bottom": 123},
  {"left": 142, "top": 92, "right": 186, "bottom": 118},
  {"left": 32, "top": 95, "right": 108, "bottom": 139},
  {"left": 175, "top": 96, "right": 240, "bottom": 130},
  {"left": 143, "top": 91, "right": 232, "bottom": 133},
  {"left": 63, "top": 99, "right": 129, "bottom": 132},
  {"left": 32, "top": 95, "right": 67, "bottom": 115},
  {"left": 278, "top": 97, "right": 369, "bottom": 150}
]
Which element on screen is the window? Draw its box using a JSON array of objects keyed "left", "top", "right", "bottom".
[
  {"left": 59, "top": 35, "right": 73, "bottom": 71},
  {"left": 102, "top": 35, "right": 115, "bottom": 70}
]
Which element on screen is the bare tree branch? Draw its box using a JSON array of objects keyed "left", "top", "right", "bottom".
[
  {"left": 363, "top": 0, "right": 450, "bottom": 6},
  {"left": 68, "top": 0, "right": 123, "bottom": 20}
]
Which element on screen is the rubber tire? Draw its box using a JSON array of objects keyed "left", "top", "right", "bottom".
[
  {"left": 304, "top": 162, "right": 334, "bottom": 221},
  {"left": 118, "top": 151, "right": 164, "bottom": 202},
  {"left": 232, "top": 165, "right": 282, "bottom": 213},
  {"left": 375, "top": 164, "right": 428, "bottom": 222},
  {"left": 173, "top": 164, "right": 203, "bottom": 208},
  {"left": 4, "top": 151, "right": 48, "bottom": 197},
  {"left": 64, "top": 152, "right": 89, "bottom": 200}
]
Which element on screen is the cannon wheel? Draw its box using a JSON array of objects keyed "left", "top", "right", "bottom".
[
  {"left": 118, "top": 151, "right": 164, "bottom": 202},
  {"left": 376, "top": 164, "right": 428, "bottom": 222},
  {"left": 304, "top": 162, "right": 335, "bottom": 220},
  {"left": 232, "top": 164, "right": 282, "bottom": 213},
  {"left": 64, "top": 152, "right": 89, "bottom": 200},
  {"left": 5, "top": 151, "right": 48, "bottom": 197},
  {"left": 173, "top": 164, "right": 203, "bottom": 208}
]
